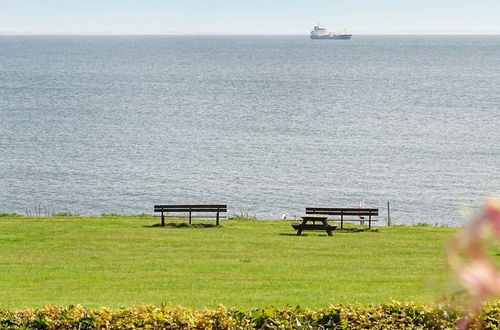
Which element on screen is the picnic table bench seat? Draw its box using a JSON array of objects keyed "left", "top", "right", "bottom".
[{"left": 291, "top": 222, "right": 338, "bottom": 231}]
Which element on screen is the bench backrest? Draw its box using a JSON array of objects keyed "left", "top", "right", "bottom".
[
  {"left": 154, "top": 205, "right": 227, "bottom": 213},
  {"left": 306, "top": 208, "right": 378, "bottom": 216}
]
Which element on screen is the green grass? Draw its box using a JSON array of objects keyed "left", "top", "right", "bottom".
[{"left": 0, "top": 216, "right": 470, "bottom": 309}]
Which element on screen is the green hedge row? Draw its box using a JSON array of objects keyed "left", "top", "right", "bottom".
[{"left": 1, "top": 302, "right": 499, "bottom": 329}]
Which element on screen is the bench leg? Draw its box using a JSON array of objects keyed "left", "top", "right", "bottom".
[
  {"left": 216, "top": 212, "right": 220, "bottom": 226},
  {"left": 161, "top": 212, "right": 165, "bottom": 226},
  {"left": 369, "top": 214, "right": 372, "bottom": 229}
]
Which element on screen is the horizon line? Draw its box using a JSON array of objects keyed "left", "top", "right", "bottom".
[{"left": 1, "top": 32, "right": 500, "bottom": 36}]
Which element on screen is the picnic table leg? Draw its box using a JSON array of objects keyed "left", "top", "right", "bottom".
[
  {"left": 323, "top": 219, "right": 333, "bottom": 236},
  {"left": 296, "top": 219, "right": 308, "bottom": 236},
  {"left": 189, "top": 211, "right": 192, "bottom": 225},
  {"left": 369, "top": 213, "right": 372, "bottom": 229}
]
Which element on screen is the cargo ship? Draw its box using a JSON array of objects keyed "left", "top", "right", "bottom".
[{"left": 310, "top": 25, "right": 352, "bottom": 40}]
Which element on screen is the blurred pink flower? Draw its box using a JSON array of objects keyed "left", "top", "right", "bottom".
[
  {"left": 484, "top": 199, "right": 500, "bottom": 237},
  {"left": 447, "top": 197, "right": 500, "bottom": 329}
]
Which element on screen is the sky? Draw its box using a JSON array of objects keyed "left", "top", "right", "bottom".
[{"left": 1, "top": 0, "right": 500, "bottom": 35}]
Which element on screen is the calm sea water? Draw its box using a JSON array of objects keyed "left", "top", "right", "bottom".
[{"left": 0, "top": 35, "right": 499, "bottom": 225}]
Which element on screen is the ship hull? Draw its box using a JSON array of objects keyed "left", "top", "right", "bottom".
[{"left": 310, "top": 34, "right": 352, "bottom": 40}]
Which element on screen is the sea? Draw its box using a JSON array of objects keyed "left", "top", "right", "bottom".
[{"left": 0, "top": 35, "right": 499, "bottom": 225}]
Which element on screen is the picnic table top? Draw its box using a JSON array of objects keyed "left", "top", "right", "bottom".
[{"left": 300, "top": 214, "right": 329, "bottom": 219}]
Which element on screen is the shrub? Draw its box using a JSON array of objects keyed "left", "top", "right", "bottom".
[
  {"left": 0, "top": 212, "right": 22, "bottom": 217},
  {"left": 100, "top": 213, "right": 122, "bottom": 217},
  {"left": 136, "top": 213, "right": 153, "bottom": 218},
  {"left": 53, "top": 211, "right": 79, "bottom": 217},
  {"left": 0, "top": 302, "right": 499, "bottom": 329}
]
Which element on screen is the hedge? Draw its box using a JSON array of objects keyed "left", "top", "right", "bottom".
[{"left": 1, "top": 302, "right": 499, "bottom": 329}]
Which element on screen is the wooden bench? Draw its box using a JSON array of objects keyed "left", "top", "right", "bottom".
[
  {"left": 305, "top": 207, "right": 379, "bottom": 229},
  {"left": 154, "top": 205, "right": 227, "bottom": 226}
]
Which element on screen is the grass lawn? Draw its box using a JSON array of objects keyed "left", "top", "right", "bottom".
[{"left": 0, "top": 216, "right": 473, "bottom": 309}]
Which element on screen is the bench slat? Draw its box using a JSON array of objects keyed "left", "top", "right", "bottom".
[
  {"left": 154, "top": 208, "right": 227, "bottom": 213},
  {"left": 160, "top": 215, "right": 228, "bottom": 219},
  {"left": 313, "top": 211, "right": 378, "bottom": 216},
  {"left": 307, "top": 208, "right": 378, "bottom": 212},
  {"left": 328, "top": 219, "right": 378, "bottom": 222},
  {"left": 306, "top": 208, "right": 378, "bottom": 216},
  {"left": 155, "top": 204, "right": 226, "bottom": 208},
  {"left": 307, "top": 208, "right": 378, "bottom": 211}
]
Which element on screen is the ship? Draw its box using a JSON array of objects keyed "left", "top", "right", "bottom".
[{"left": 310, "top": 25, "right": 352, "bottom": 40}]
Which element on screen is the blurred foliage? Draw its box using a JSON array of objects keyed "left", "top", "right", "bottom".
[{"left": 229, "top": 212, "right": 258, "bottom": 221}]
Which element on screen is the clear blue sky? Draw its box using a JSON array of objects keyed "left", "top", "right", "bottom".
[{"left": 1, "top": 0, "right": 500, "bottom": 34}]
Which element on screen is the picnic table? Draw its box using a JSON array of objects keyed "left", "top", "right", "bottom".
[{"left": 291, "top": 214, "right": 337, "bottom": 236}]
